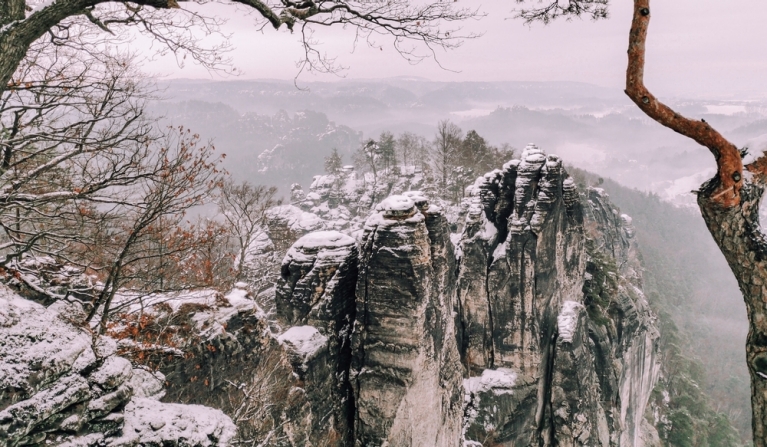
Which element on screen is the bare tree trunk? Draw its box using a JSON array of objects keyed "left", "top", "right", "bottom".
[{"left": 625, "top": 1, "right": 767, "bottom": 444}]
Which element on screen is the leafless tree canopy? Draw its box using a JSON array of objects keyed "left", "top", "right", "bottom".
[
  {"left": 0, "top": 32, "right": 227, "bottom": 332},
  {"left": 432, "top": 119, "right": 462, "bottom": 195},
  {"left": 217, "top": 179, "right": 281, "bottom": 282},
  {"left": 0, "top": 0, "right": 482, "bottom": 92},
  {"left": 0, "top": 37, "right": 155, "bottom": 272},
  {"left": 514, "top": 0, "right": 609, "bottom": 24}
]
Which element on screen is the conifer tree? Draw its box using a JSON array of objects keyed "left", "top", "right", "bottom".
[
  {"left": 324, "top": 148, "right": 343, "bottom": 176},
  {"left": 378, "top": 132, "right": 397, "bottom": 174}
]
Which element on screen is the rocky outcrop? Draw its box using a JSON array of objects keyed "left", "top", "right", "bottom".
[
  {"left": 103, "top": 145, "right": 661, "bottom": 447},
  {"left": 351, "top": 195, "right": 464, "bottom": 446},
  {"left": 0, "top": 285, "right": 235, "bottom": 447},
  {"left": 258, "top": 146, "right": 662, "bottom": 447},
  {"left": 275, "top": 231, "right": 359, "bottom": 445},
  {"left": 458, "top": 146, "right": 661, "bottom": 446}
]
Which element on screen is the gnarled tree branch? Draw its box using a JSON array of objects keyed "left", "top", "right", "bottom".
[
  {"left": 624, "top": 0, "right": 744, "bottom": 207},
  {"left": 0, "top": 0, "right": 480, "bottom": 93}
]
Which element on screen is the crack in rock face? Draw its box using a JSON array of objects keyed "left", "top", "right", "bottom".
[{"left": 268, "top": 145, "right": 661, "bottom": 447}]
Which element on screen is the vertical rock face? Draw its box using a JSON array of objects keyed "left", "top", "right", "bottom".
[
  {"left": 276, "top": 230, "right": 358, "bottom": 332},
  {"left": 265, "top": 145, "right": 661, "bottom": 447},
  {"left": 275, "top": 230, "right": 359, "bottom": 446},
  {"left": 458, "top": 146, "right": 589, "bottom": 445},
  {"left": 351, "top": 195, "right": 463, "bottom": 447},
  {"left": 458, "top": 146, "right": 661, "bottom": 447}
]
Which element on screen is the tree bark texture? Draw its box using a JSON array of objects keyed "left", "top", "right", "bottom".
[
  {"left": 625, "top": 1, "right": 767, "bottom": 444},
  {"left": 698, "top": 182, "right": 767, "bottom": 445}
]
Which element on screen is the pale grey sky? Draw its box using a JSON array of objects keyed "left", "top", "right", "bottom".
[{"left": 136, "top": 0, "right": 767, "bottom": 98}]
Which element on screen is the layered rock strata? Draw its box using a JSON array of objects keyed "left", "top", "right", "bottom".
[
  {"left": 275, "top": 230, "right": 359, "bottom": 445},
  {"left": 0, "top": 286, "right": 235, "bottom": 447},
  {"left": 459, "top": 147, "right": 660, "bottom": 446},
  {"left": 351, "top": 195, "right": 464, "bottom": 447},
  {"left": 108, "top": 145, "right": 662, "bottom": 447},
  {"left": 264, "top": 146, "right": 661, "bottom": 446}
]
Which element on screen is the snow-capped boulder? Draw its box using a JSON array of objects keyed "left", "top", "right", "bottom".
[{"left": 0, "top": 286, "right": 235, "bottom": 447}]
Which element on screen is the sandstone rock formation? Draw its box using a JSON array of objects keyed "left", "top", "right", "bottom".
[
  {"left": 275, "top": 230, "right": 359, "bottom": 445},
  {"left": 96, "top": 145, "right": 662, "bottom": 447},
  {"left": 0, "top": 285, "right": 235, "bottom": 447},
  {"left": 255, "top": 146, "right": 660, "bottom": 446},
  {"left": 458, "top": 146, "right": 661, "bottom": 446},
  {"left": 351, "top": 195, "right": 464, "bottom": 447}
]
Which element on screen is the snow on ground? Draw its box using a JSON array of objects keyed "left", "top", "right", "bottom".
[
  {"left": 558, "top": 300, "right": 584, "bottom": 343},
  {"left": 116, "top": 398, "right": 236, "bottom": 446},
  {"left": 110, "top": 284, "right": 263, "bottom": 341},
  {"left": 0, "top": 285, "right": 92, "bottom": 392},
  {"left": 0, "top": 285, "right": 236, "bottom": 446}
]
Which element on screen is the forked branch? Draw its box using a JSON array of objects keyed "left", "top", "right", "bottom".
[{"left": 624, "top": 0, "right": 748, "bottom": 207}]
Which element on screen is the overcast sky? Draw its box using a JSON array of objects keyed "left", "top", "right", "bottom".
[{"left": 136, "top": 0, "right": 767, "bottom": 98}]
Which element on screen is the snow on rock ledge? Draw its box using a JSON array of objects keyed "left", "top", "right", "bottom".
[
  {"left": 375, "top": 194, "right": 416, "bottom": 218},
  {"left": 0, "top": 285, "right": 236, "bottom": 447},
  {"left": 291, "top": 230, "right": 355, "bottom": 250},
  {"left": 113, "top": 398, "right": 236, "bottom": 447},
  {"left": 277, "top": 325, "right": 328, "bottom": 366},
  {"left": 557, "top": 300, "right": 584, "bottom": 343},
  {"left": 463, "top": 369, "right": 518, "bottom": 396},
  {"left": 283, "top": 230, "right": 356, "bottom": 266}
]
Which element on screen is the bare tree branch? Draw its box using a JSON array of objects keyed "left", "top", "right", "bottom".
[
  {"left": 514, "top": 0, "right": 608, "bottom": 25},
  {"left": 0, "top": 0, "right": 482, "bottom": 92},
  {"left": 624, "top": 0, "right": 743, "bottom": 208}
]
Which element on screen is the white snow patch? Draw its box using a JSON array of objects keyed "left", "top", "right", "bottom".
[
  {"left": 0, "top": 286, "right": 93, "bottom": 391},
  {"left": 116, "top": 398, "right": 236, "bottom": 446},
  {"left": 481, "top": 218, "right": 498, "bottom": 241},
  {"left": 292, "top": 231, "right": 355, "bottom": 250},
  {"left": 278, "top": 326, "right": 327, "bottom": 362},
  {"left": 492, "top": 241, "right": 508, "bottom": 260},
  {"left": 650, "top": 168, "right": 715, "bottom": 208},
  {"left": 376, "top": 195, "right": 415, "bottom": 213},
  {"left": 463, "top": 368, "right": 518, "bottom": 396},
  {"left": 129, "top": 368, "right": 166, "bottom": 400},
  {"left": 402, "top": 190, "right": 428, "bottom": 205},
  {"left": 558, "top": 300, "right": 584, "bottom": 343},
  {"left": 267, "top": 205, "right": 325, "bottom": 232}
]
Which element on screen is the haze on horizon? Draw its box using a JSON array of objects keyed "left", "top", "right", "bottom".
[{"left": 135, "top": 0, "right": 767, "bottom": 99}]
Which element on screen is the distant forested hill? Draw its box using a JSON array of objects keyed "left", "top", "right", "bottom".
[
  {"left": 572, "top": 168, "right": 751, "bottom": 442},
  {"left": 151, "top": 101, "right": 361, "bottom": 194}
]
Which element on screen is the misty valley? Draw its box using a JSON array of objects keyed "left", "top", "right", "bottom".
[{"left": 1, "top": 1, "right": 766, "bottom": 446}]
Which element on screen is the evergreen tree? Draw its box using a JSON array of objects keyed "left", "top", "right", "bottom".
[
  {"left": 378, "top": 131, "right": 397, "bottom": 173},
  {"left": 324, "top": 148, "right": 343, "bottom": 175}
]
